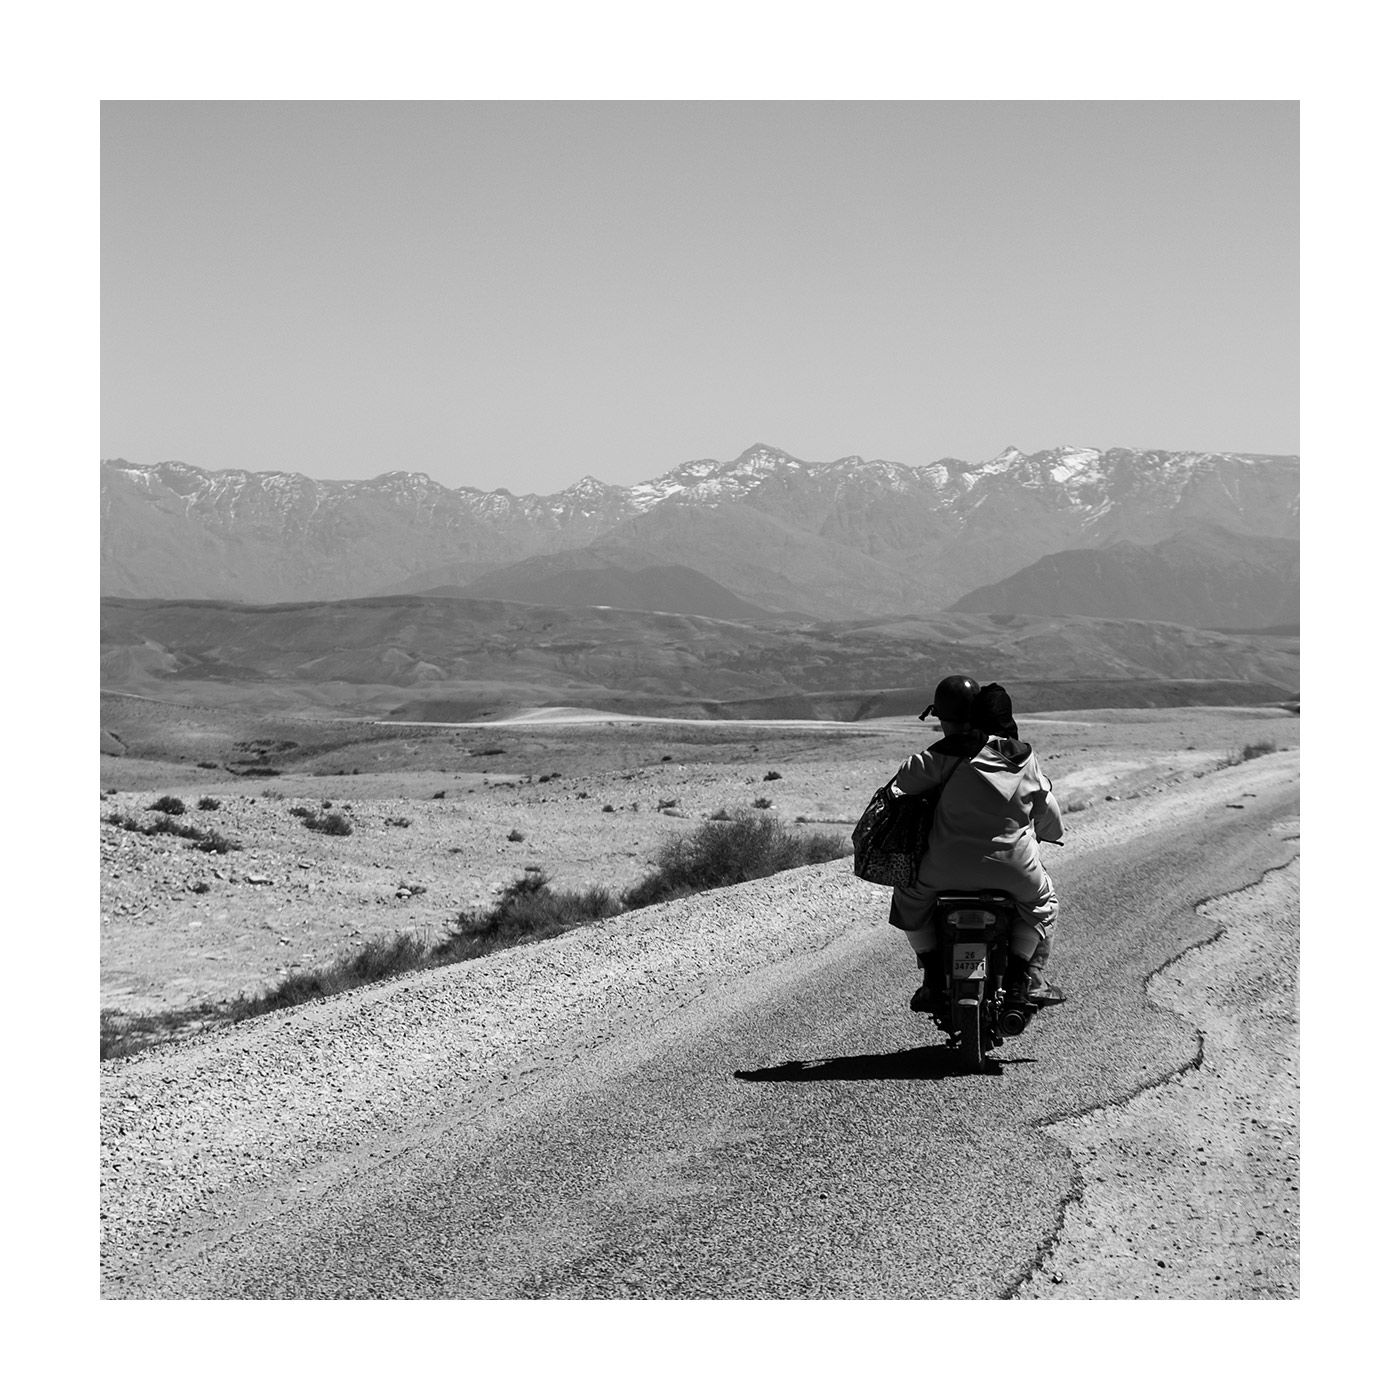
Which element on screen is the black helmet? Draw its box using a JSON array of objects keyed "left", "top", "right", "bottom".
[{"left": 930, "top": 674, "right": 980, "bottom": 722}]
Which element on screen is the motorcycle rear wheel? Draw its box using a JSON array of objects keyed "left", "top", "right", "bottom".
[{"left": 955, "top": 996, "right": 984, "bottom": 1072}]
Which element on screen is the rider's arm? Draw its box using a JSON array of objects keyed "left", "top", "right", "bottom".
[
  {"left": 1033, "top": 789, "right": 1064, "bottom": 843},
  {"left": 889, "top": 749, "right": 949, "bottom": 798},
  {"left": 1030, "top": 761, "right": 1064, "bottom": 842}
]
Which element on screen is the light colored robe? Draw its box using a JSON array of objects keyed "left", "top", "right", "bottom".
[{"left": 887, "top": 737, "right": 1062, "bottom": 952}]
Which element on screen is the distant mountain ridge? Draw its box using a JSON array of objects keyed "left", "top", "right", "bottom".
[{"left": 101, "top": 444, "right": 1299, "bottom": 617}]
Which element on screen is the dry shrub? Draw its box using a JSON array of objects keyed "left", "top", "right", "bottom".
[
  {"left": 624, "top": 813, "right": 844, "bottom": 907},
  {"left": 227, "top": 935, "right": 428, "bottom": 1020},
  {"left": 452, "top": 874, "right": 623, "bottom": 953},
  {"left": 100, "top": 813, "right": 846, "bottom": 1056}
]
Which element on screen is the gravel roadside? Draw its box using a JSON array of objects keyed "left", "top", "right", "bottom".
[
  {"left": 1017, "top": 827, "right": 1300, "bottom": 1298},
  {"left": 101, "top": 860, "right": 888, "bottom": 1289}
]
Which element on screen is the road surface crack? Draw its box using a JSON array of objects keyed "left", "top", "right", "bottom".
[{"left": 1006, "top": 852, "right": 1299, "bottom": 1299}]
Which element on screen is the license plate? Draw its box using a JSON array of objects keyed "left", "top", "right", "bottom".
[{"left": 952, "top": 942, "right": 988, "bottom": 979}]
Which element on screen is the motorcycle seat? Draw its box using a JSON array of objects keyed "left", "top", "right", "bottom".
[{"left": 933, "top": 889, "right": 1019, "bottom": 906}]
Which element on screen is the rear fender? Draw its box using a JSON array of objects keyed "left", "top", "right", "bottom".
[{"left": 953, "top": 979, "right": 984, "bottom": 1006}]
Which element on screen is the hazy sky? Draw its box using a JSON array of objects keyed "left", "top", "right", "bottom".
[{"left": 102, "top": 101, "right": 1297, "bottom": 493}]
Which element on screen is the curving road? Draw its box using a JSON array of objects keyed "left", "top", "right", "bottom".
[{"left": 102, "top": 754, "right": 1298, "bottom": 1298}]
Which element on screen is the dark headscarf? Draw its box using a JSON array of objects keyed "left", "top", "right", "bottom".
[{"left": 971, "top": 682, "right": 1019, "bottom": 740}]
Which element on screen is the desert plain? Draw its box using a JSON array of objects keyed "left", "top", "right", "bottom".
[
  {"left": 101, "top": 693, "right": 1300, "bottom": 1298},
  {"left": 101, "top": 693, "right": 1294, "bottom": 1027}
]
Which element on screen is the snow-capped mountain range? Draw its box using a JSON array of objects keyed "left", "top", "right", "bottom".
[{"left": 100, "top": 443, "right": 1299, "bottom": 618}]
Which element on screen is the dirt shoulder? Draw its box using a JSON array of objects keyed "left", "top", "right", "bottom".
[
  {"left": 1017, "top": 830, "right": 1300, "bottom": 1299},
  {"left": 100, "top": 860, "right": 888, "bottom": 1289}
]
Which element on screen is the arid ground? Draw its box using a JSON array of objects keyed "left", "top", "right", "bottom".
[
  {"left": 101, "top": 698, "right": 1299, "bottom": 1299},
  {"left": 101, "top": 698, "right": 1296, "bottom": 1024}
]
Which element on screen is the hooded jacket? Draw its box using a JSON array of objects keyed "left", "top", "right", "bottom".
[{"left": 887, "top": 733, "right": 1062, "bottom": 935}]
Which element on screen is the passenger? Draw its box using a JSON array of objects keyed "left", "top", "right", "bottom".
[{"left": 887, "top": 675, "right": 1066, "bottom": 1012}]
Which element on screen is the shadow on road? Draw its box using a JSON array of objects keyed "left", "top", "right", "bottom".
[{"left": 734, "top": 1045, "right": 1037, "bottom": 1083}]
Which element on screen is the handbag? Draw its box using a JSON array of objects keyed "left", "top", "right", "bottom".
[{"left": 851, "top": 758, "right": 964, "bottom": 887}]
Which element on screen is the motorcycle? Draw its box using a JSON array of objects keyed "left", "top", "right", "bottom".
[{"left": 919, "top": 889, "right": 1038, "bottom": 1071}]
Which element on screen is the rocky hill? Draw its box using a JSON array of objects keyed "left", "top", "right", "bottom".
[
  {"left": 100, "top": 594, "right": 1300, "bottom": 722},
  {"left": 426, "top": 557, "right": 774, "bottom": 621},
  {"left": 949, "top": 525, "right": 1299, "bottom": 631},
  {"left": 101, "top": 445, "right": 1299, "bottom": 616}
]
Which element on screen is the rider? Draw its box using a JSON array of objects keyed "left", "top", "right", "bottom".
[{"left": 886, "top": 675, "right": 1066, "bottom": 1012}]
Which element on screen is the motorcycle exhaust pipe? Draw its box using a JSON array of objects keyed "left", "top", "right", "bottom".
[{"left": 998, "top": 1006, "right": 1029, "bottom": 1036}]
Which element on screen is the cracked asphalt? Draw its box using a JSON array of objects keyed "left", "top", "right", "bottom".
[{"left": 101, "top": 752, "right": 1299, "bottom": 1298}]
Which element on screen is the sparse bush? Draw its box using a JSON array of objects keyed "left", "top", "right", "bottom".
[
  {"left": 657, "top": 797, "right": 679, "bottom": 810},
  {"left": 321, "top": 800, "right": 333, "bottom": 809},
  {"left": 105, "top": 812, "right": 241, "bottom": 854},
  {"left": 1064, "top": 799, "right": 1090, "bottom": 814},
  {"left": 507, "top": 828, "right": 525, "bottom": 842},
  {"left": 452, "top": 873, "right": 624, "bottom": 952},
  {"left": 228, "top": 935, "right": 428, "bottom": 1020},
  {"left": 289, "top": 805, "right": 314, "bottom": 818},
  {"left": 752, "top": 796, "right": 773, "bottom": 810},
  {"left": 101, "top": 1005, "right": 217, "bottom": 1060},
  {"left": 190, "top": 880, "right": 211, "bottom": 894},
  {"left": 707, "top": 808, "right": 734, "bottom": 822},
  {"left": 386, "top": 816, "right": 411, "bottom": 828},
  {"left": 763, "top": 771, "right": 782, "bottom": 781},
  {"left": 98, "top": 811, "right": 855, "bottom": 1056},
  {"left": 197, "top": 761, "right": 219, "bottom": 770},
  {"left": 433, "top": 790, "right": 447, "bottom": 799},
  {"left": 302, "top": 811, "right": 353, "bottom": 836},
  {"left": 193, "top": 830, "right": 239, "bottom": 855},
  {"left": 1219, "top": 738, "right": 1280, "bottom": 769},
  {"left": 624, "top": 813, "right": 845, "bottom": 908},
  {"left": 197, "top": 796, "right": 220, "bottom": 811},
  {"left": 149, "top": 795, "right": 186, "bottom": 815}
]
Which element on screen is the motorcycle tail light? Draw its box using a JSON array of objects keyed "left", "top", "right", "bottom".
[{"left": 947, "top": 909, "right": 995, "bottom": 928}]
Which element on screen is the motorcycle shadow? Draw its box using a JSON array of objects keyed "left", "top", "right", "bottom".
[{"left": 734, "top": 1044, "right": 1037, "bottom": 1083}]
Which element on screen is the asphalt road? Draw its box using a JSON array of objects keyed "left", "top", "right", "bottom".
[{"left": 137, "top": 767, "right": 1298, "bottom": 1299}]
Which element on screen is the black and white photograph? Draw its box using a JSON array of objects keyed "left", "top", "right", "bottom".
[
  {"left": 62, "top": 1, "right": 1369, "bottom": 1357},
  {"left": 96, "top": 93, "right": 1301, "bottom": 1309}
]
